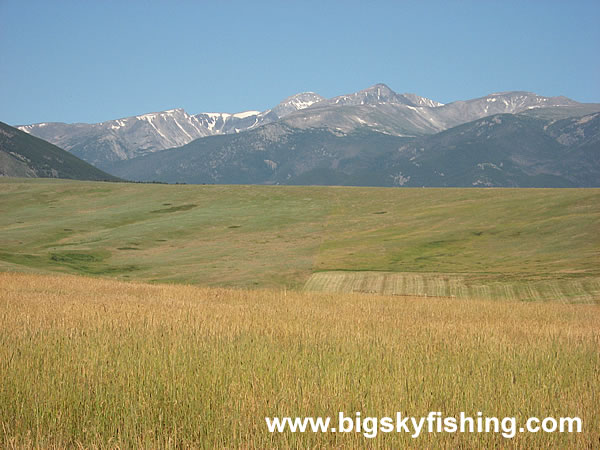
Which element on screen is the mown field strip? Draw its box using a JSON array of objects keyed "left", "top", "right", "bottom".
[{"left": 304, "top": 271, "right": 600, "bottom": 303}]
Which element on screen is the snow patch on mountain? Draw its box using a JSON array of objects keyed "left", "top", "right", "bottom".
[
  {"left": 233, "top": 110, "right": 261, "bottom": 119},
  {"left": 401, "top": 93, "right": 444, "bottom": 108}
]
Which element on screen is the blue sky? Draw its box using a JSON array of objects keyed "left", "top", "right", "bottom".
[{"left": 1, "top": 0, "right": 599, "bottom": 125}]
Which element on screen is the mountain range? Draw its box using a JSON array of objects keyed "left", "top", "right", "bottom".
[
  {"left": 17, "top": 92, "right": 327, "bottom": 170},
  {"left": 12, "top": 84, "right": 600, "bottom": 187}
]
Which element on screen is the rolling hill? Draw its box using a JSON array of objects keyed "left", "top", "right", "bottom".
[
  {"left": 1, "top": 179, "right": 598, "bottom": 301},
  {"left": 0, "top": 122, "right": 119, "bottom": 181}
]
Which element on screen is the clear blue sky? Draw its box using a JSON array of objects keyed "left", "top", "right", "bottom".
[{"left": 1, "top": 0, "right": 599, "bottom": 125}]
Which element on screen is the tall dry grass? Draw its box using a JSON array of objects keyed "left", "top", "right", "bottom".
[{"left": 1, "top": 272, "right": 599, "bottom": 448}]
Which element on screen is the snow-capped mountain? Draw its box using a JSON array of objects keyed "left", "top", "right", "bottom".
[
  {"left": 432, "top": 91, "right": 582, "bottom": 126},
  {"left": 18, "top": 108, "right": 213, "bottom": 167},
  {"left": 17, "top": 93, "right": 325, "bottom": 169},
  {"left": 269, "top": 92, "right": 325, "bottom": 117},
  {"left": 401, "top": 93, "right": 444, "bottom": 108},
  {"left": 321, "top": 83, "right": 441, "bottom": 108},
  {"left": 194, "top": 110, "right": 262, "bottom": 135},
  {"left": 107, "top": 111, "right": 600, "bottom": 188},
  {"left": 193, "top": 92, "right": 326, "bottom": 135},
  {"left": 280, "top": 85, "right": 591, "bottom": 136},
  {"left": 17, "top": 84, "right": 600, "bottom": 170}
]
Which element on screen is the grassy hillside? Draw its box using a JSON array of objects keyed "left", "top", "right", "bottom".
[
  {"left": 1, "top": 272, "right": 598, "bottom": 448},
  {"left": 1, "top": 178, "right": 599, "bottom": 301},
  {"left": 0, "top": 122, "right": 119, "bottom": 181}
]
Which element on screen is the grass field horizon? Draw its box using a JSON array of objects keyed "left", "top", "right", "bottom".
[{"left": 1, "top": 177, "right": 599, "bottom": 302}]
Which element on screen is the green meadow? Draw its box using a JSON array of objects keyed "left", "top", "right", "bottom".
[{"left": 1, "top": 178, "right": 599, "bottom": 301}]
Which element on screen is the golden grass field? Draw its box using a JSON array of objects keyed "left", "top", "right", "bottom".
[{"left": 1, "top": 272, "right": 598, "bottom": 448}]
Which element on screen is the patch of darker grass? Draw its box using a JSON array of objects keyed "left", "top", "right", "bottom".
[
  {"left": 228, "top": 225, "right": 241, "bottom": 229},
  {"left": 91, "top": 264, "right": 141, "bottom": 275},
  {"left": 48, "top": 250, "right": 113, "bottom": 274},
  {"left": 373, "top": 211, "right": 387, "bottom": 214},
  {"left": 150, "top": 204, "right": 197, "bottom": 214},
  {"left": 50, "top": 252, "right": 104, "bottom": 263},
  {"left": 0, "top": 252, "right": 47, "bottom": 268},
  {"left": 117, "top": 247, "right": 140, "bottom": 251}
]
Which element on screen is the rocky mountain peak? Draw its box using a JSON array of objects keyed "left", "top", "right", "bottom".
[
  {"left": 271, "top": 92, "right": 325, "bottom": 117},
  {"left": 401, "top": 93, "right": 444, "bottom": 108},
  {"left": 326, "top": 83, "right": 412, "bottom": 106}
]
